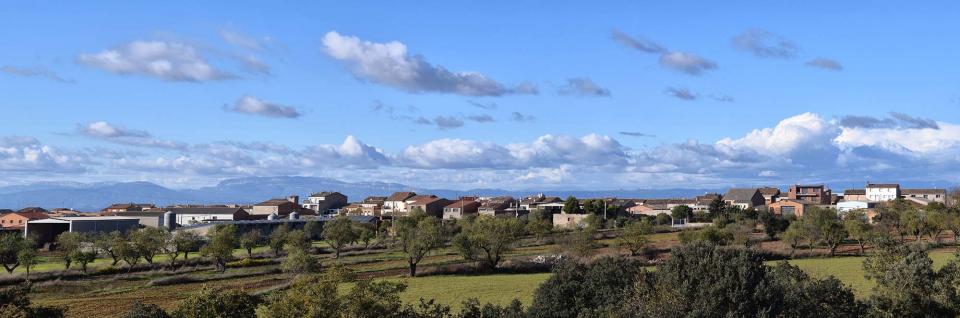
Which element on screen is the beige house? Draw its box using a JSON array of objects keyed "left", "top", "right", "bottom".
[{"left": 552, "top": 213, "right": 591, "bottom": 229}]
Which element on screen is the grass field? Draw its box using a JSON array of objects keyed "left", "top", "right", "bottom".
[
  {"left": 778, "top": 249, "right": 957, "bottom": 297},
  {"left": 385, "top": 273, "right": 552, "bottom": 310}
]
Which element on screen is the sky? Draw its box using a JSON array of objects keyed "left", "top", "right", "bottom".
[{"left": 1, "top": 1, "right": 960, "bottom": 190}]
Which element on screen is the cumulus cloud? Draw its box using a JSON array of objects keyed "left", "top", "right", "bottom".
[
  {"left": 78, "top": 121, "right": 186, "bottom": 150},
  {"left": 0, "top": 137, "right": 87, "bottom": 173},
  {"left": 613, "top": 30, "right": 717, "bottom": 76},
  {"left": 78, "top": 40, "right": 234, "bottom": 82},
  {"left": 731, "top": 29, "right": 800, "bottom": 59},
  {"left": 558, "top": 78, "right": 611, "bottom": 97},
  {"left": 322, "top": 31, "right": 532, "bottom": 96},
  {"left": 805, "top": 58, "right": 843, "bottom": 71},
  {"left": 396, "top": 134, "right": 628, "bottom": 169},
  {"left": 1, "top": 65, "right": 74, "bottom": 83},
  {"left": 226, "top": 95, "right": 301, "bottom": 118}
]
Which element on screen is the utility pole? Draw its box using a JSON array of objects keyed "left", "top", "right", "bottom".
[{"left": 603, "top": 198, "right": 608, "bottom": 220}]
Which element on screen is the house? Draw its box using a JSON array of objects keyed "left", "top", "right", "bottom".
[
  {"left": 696, "top": 193, "right": 721, "bottom": 205},
  {"left": 627, "top": 204, "right": 671, "bottom": 217},
  {"left": 479, "top": 197, "right": 517, "bottom": 217},
  {"left": 552, "top": 212, "right": 591, "bottom": 229},
  {"left": 443, "top": 200, "right": 481, "bottom": 220},
  {"left": 383, "top": 192, "right": 418, "bottom": 215},
  {"left": 519, "top": 194, "right": 563, "bottom": 211},
  {"left": 723, "top": 188, "right": 765, "bottom": 209},
  {"left": 768, "top": 199, "right": 817, "bottom": 218},
  {"left": 0, "top": 211, "right": 49, "bottom": 229},
  {"left": 408, "top": 196, "right": 451, "bottom": 218},
  {"left": 758, "top": 187, "right": 781, "bottom": 205},
  {"left": 866, "top": 183, "right": 900, "bottom": 202},
  {"left": 102, "top": 203, "right": 155, "bottom": 213},
  {"left": 901, "top": 188, "right": 947, "bottom": 203},
  {"left": 166, "top": 207, "right": 250, "bottom": 225},
  {"left": 843, "top": 189, "right": 867, "bottom": 202},
  {"left": 301, "top": 192, "right": 348, "bottom": 214},
  {"left": 357, "top": 196, "right": 387, "bottom": 216},
  {"left": 251, "top": 196, "right": 304, "bottom": 216},
  {"left": 788, "top": 184, "right": 832, "bottom": 204}
]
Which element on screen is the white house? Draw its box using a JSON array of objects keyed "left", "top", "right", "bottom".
[{"left": 866, "top": 183, "right": 900, "bottom": 202}]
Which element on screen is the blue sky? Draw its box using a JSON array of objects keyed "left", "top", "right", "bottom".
[{"left": 2, "top": 1, "right": 960, "bottom": 190}]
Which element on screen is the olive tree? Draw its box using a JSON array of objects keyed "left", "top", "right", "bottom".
[
  {"left": 239, "top": 229, "right": 262, "bottom": 258},
  {"left": 1, "top": 233, "right": 30, "bottom": 273},
  {"left": 201, "top": 225, "right": 238, "bottom": 272},
  {"left": 396, "top": 211, "right": 445, "bottom": 277},
  {"left": 617, "top": 219, "right": 653, "bottom": 256},
  {"left": 458, "top": 215, "right": 523, "bottom": 270},
  {"left": 323, "top": 216, "right": 358, "bottom": 258}
]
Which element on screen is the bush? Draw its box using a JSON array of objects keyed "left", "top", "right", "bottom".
[
  {"left": 527, "top": 257, "right": 645, "bottom": 318},
  {"left": 123, "top": 301, "right": 170, "bottom": 318},
  {"left": 170, "top": 286, "right": 260, "bottom": 318}
]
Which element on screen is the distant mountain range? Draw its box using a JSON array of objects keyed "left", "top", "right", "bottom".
[{"left": 0, "top": 176, "right": 719, "bottom": 211}]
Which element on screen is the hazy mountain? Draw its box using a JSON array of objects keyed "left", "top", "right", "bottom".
[{"left": 0, "top": 176, "right": 719, "bottom": 211}]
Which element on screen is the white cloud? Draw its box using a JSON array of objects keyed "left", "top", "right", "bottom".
[
  {"left": 396, "top": 134, "right": 629, "bottom": 170},
  {"left": 612, "top": 30, "right": 717, "bottom": 76},
  {"left": 322, "top": 31, "right": 532, "bottom": 96},
  {"left": 78, "top": 121, "right": 186, "bottom": 150},
  {"left": 226, "top": 95, "right": 301, "bottom": 118},
  {"left": 732, "top": 29, "right": 800, "bottom": 59},
  {"left": 1, "top": 65, "right": 74, "bottom": 83},
  {"left": 219, "top": 29, "right": 268, "bottom": 51},
  {"left": 806, "top": 58, "right": 843, "bottom": 71},
  {"left": 78, "top": 40, "right": 234, "bottom": 82},
  {"left": 0, "top": 137, "right": 87, "bottom": 173},
  {"left": 558, "top": 78, "right": 611, "bottom": 97},
  {"left": 658, "top": 52, "right": 717, "bottom": 76}
]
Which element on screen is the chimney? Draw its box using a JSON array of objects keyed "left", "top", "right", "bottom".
[{"left": 287, "top": 195, "right": 299, "bottom": 204}]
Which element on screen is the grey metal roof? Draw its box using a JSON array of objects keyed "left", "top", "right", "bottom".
[{"left": 724, "top": 188, "right": 760, "bottom": 203}]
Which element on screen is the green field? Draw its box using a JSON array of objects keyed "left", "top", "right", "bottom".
[
  {"left": 383, "top": 273, "right": 552, "bottom": 310},
  {"left": 778, "top": 249, "right": 957, "bottom": 297}
]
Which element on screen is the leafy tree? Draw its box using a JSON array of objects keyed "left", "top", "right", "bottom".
[
  {"left": 844, "top": 210, "right": 873, "bottom": 255},
  {"left": 654, "top": 213, "right": 671, "bottom": 226},
  {"left": 708, "top": 196, "right": 726, "bottom": 218},
  {"left": 525, "top": 210, "right": 553, "bottom": 242},
  {"left": 528, "top": 257, "right": 645, "bottom": 318},
  {"left": 0, "top": 233, "right": 30, "bottom": 273},
  {"left": 116, "top": 238, "right": 140, "bottom": 272},
  {"left": 617, "top": 219, "right": 653, "bottom": 256},
  {"left": 562, "top": 196, "right": 580, "bottom": 214},
  {"left": 201, "top": 225, "right": 238, "bottom": 272},
  {"left": 256, "top": 267, "right": 412, "bottom": 318},
  {"left": 170, "top": 286, "right": 260, "bottom": 318},
  {"left": 238, "top": 229, "right": 262, "bottom": 259},
  {"left": 867, "top": 249, "right": 960, "bottom": 317},
  {"left": 396, "top": 211, "right": 445, "bottom": 276},
  {"left": 559, "top": 226, "right": 596, "bottom": 258},
  {"left": 924, "top": 209, "right": 947, "bottom": 243},
  {"left": 758, "top": 209, "right": 789, "bottom": 239},
  {"left": 303, "top": 221, "right": 323, "bottom": 240},
  {"left": 286, "top": 229, "right": 312, "bottom": 252},
  {"left": 805, "top": 207, "right": 847, "bottom": 256},
  {"left": 281, "top": 250, "right": 320, "bottom": 274},
  {"left": 460, "top": 215, "right": 523, "bottom": 270},
  {"left": 168, "top": 230, "right": 201, "bottom": 265},
  {"left": 131, "top": 227, "right": 168, "bottom": 264},
  {"left": 267, "top": 225, "right": 289, "bottom": 257},
  {"left": 0, "top": 285, "right": 66, "bottom": 317},
  {"left": 946, "top": 213, "right": 960, "bottom": 244},
  {"left": 323, "top": 216, "right": 358, "bottom": 258},
  {"left": 72, "top": 250, "right": 97, "bottom": 273},
  {"left": 94, "top": 231, "right": 124, "bottom": 266},
  {"left": 356, "top": 224, "right": 376, "bottom": 249},
  {"left": 782, "top": 220, "right": 806, "bottom": 256},
  {"left": 623, "top": 243, "right": 863, "bottom": 317},
  {"left": 55, "top": 231, "right": 83, "bottom": 270},
  {"left": 671, "top": 205, "right": 694, "bottom": 222},
  {"left": 17, "top": 247, "right": 39, "bottom": 278},
  {"left": 123, "top": 301, "right": 171, "bottom": 318},
  {"left": 678, "top": 226, "right": 733, "bottom": 246}
]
